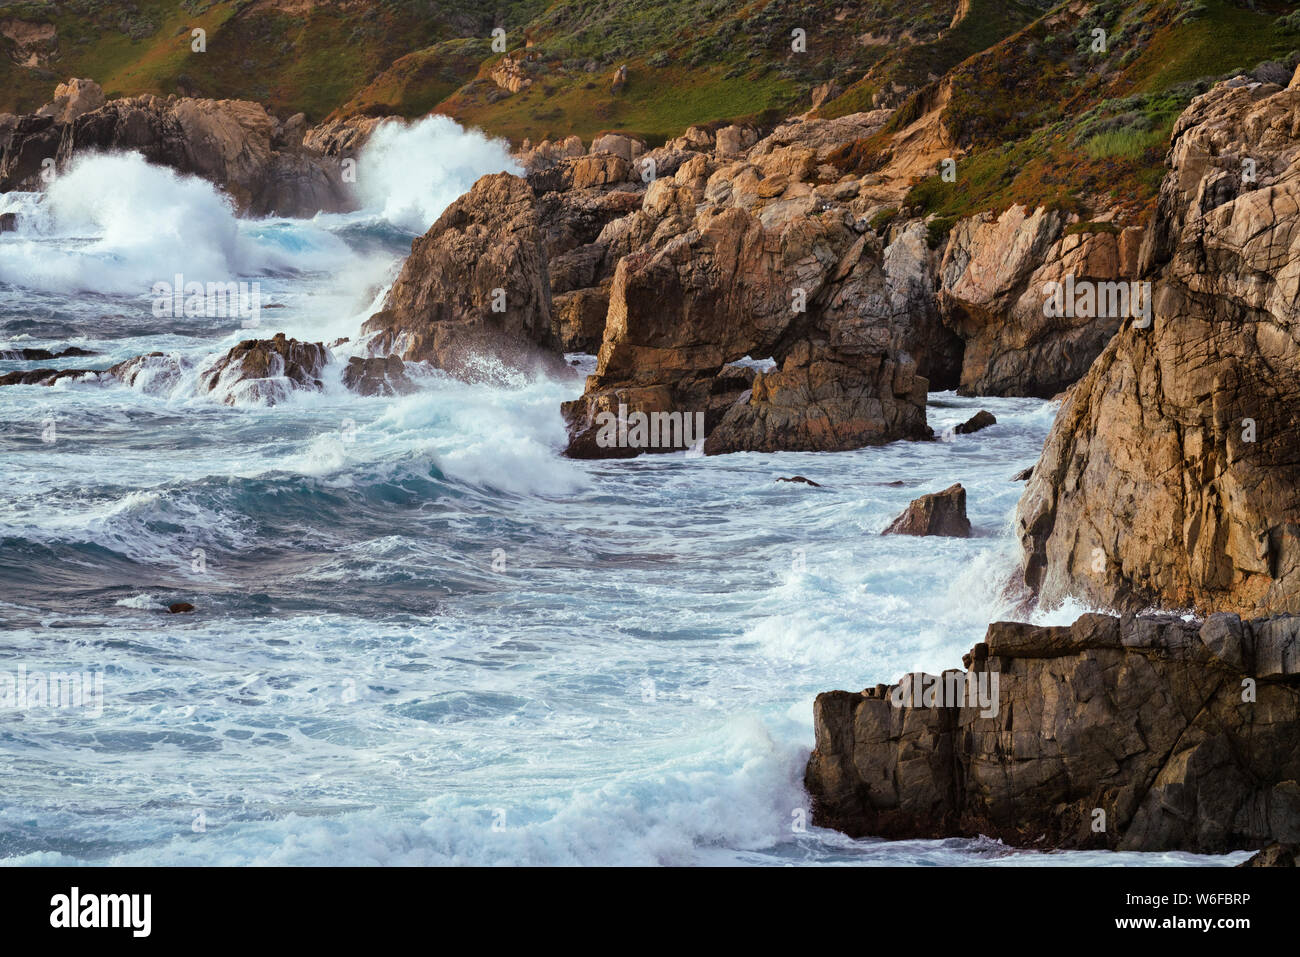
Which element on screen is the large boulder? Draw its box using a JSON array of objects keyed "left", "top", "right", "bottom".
[
  {"left": 805, "top": 612, "right": 1300, "bottom": 852},
  {"left": 1016, "top": 77, "right": 1300, "bottom": 616},
  {"left": 361, "top": 172, "right": 562, "bottom": 380},
  {"left": 881, "top": 483, "right": 971, "bottom": 537},
  {"left": 199, "top": 334, "right": 328, "bottom": 406}
]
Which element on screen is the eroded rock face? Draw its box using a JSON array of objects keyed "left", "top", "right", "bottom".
[
  {"left": 36, "top": 77, "right": 104, "bottom": 124},
  {"left": 882, "top": 483, "right": 970, "bottom": 537},
  {"left": 938, "top": 206, "right": 1144, "bottom": 397},
  {"left": 805, "top": 612, "right": 1300, "bottom": 852},
  {"left": 1016, "top": 77, "right": 1300, "bottom": 616},
  {"left": 362, "top": 172, "right": 562, "bottom": 380},
  {"left": 558, "top": 121, "right": 962, "bottom": 457}
]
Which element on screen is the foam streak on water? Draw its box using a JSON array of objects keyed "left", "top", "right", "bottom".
[{"left": 0, "top": 130, "right": 1248, "bottom": 867}]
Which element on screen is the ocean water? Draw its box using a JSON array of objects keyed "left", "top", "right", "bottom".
[{"left": 0, "top": 119, "right": 1248, "bottom": 867}]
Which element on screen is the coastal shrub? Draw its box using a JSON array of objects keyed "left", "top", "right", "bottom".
[
  {"left": 869, "top": 207, "right": 898, "bottom": 233},
  {"left": 925, "top": 215, "right": 958, "bottom": 249}
]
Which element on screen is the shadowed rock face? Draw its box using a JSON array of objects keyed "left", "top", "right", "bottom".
[
  {"left": 1016, "top": 75, "right": 1300, "bottom": 617},
  {"left": 362, "top": 171, "right": 563, "bottom": 381},
  {"left": 938, "top": 206, "right": 1144, "bottom": 398},
  {"left": 1, "top": 85, "right": 353, "bottom": 217},
  {"left": 882, "top": 483, "right": 970, "bottom": 537},
  {"left": 805, "top": 612, "right": 1300, "bottom": 853}
]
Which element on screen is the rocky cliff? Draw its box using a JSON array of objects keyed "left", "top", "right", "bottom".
[
  {"left": 805, "top": 612, "right": 1300, "bottom": 852},
  {"left": 1016, "top": 71, "right": 1300, "bottom": 617},
  {"left": 0, "top": 81, "right": 354, "bottom": 217},
  {"left": 553, "top": 112, "right": 961, "bottom": 458}
]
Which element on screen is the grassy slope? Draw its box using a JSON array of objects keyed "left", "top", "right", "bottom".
[
  {"left": 2, "top": 0, "right": 1295, "bottom": 224},
  {"left": 0, "top": 0, "right": 1020, "bottom": 140},
  {"left": 900, "top": 0, "right": 1300, "bottom": 226}
]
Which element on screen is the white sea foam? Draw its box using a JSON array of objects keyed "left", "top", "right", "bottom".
[{"left": 356, "top": 115, "right": 521, "bottom": 234}]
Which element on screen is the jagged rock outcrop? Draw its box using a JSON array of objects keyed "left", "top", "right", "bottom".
[
  {"left": 1017, "top": 75, "right": 1300, "bottom": 616},
  {"left": 805, "top": 612, "right": 1300, "bottom": 852},
  {"left": 938, "top": 206, "right": 1145, "bottom": 397},
  {"left": 882, "top": 483, "right": 971, "bottom": 537},
  {"left": 1, "top": 83, "right": 354, "bottom": 217},
  {"left": 199, "top": 334, "right": 328, "bottom": 405},
  {"left": 36, "top": 78, "right": 104, "bottom": 124},
  {"left": 362, "top": 172, "right": 562, "bottom": 380},
  {"left": 558, "top": 113, "right": 962, "bottom": 457}
]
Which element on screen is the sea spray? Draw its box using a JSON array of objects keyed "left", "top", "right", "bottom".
[{"left": 356, "top": 115, "right": 521, "bottom": 234}]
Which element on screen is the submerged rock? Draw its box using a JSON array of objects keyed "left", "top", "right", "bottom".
[
  {"left": 882, "top": 484, "right": 971, "bottom": 537},
  {"left": 806, "top": 612, "right": 1300, "bottom": 852},
  {"left": 167, "top": 602, "right": 195, "bottom": 614},
  {"left": 776, "top": 475, "right": 822, "bottom": 487}
]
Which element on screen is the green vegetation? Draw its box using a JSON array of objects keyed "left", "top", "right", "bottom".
[
  {"left": 1, "top": 0, "right": 1297, "bottom": 222},
  {"left": 903, "top": 0, "right": 1300, "bottom": 227}
]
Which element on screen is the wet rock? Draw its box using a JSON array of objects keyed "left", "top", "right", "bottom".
[
  {"left": 776, "top": 476, "right": 822, "bottom": 487},
  {"left": 200, "top": 333, "right": 328, "bottom": 406},
  {"left": 1012, "top": 465, "right": 1033, "bottom": 482},
  {"left": 0, "top": 346, "right": 96, "bottom": 360},
  {"left": 806, "top": 612, "right": 1300, "bottom": 852},
  {"left": 362, "top": 172, "right": 562, "bottom": 381},
  {"left": 167, "top": 602, "right": 195, "bottom": 614},
  {"left": 882, "top": 483, "right": 971, "bottom": 537},
  {"left": 342, "top": 355, "right": 417, "bottom": 396},
  {"left": 0, "top": 367, "right": 103, "bottom": 386},
  {"left": 1238, "top": 843, "right": 1299, "bottom": 867},
  {"left": 954, "top": 409, "right": 996, "bottom": 434},
  {"left": 0, "top": 211, "right": 16, "bottom": 232},
  {"left": 1, "top": 82, "right": 354, "bottom": 215}
]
